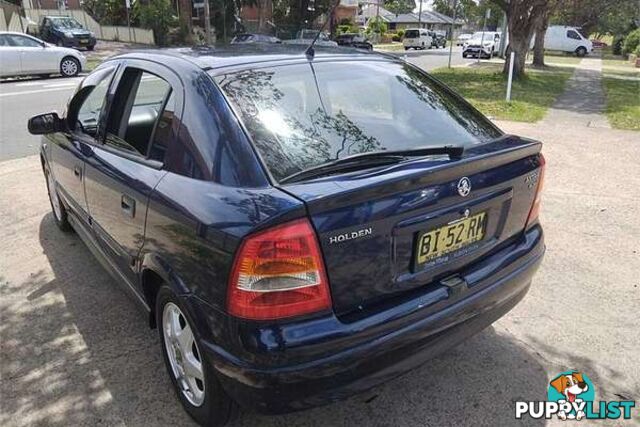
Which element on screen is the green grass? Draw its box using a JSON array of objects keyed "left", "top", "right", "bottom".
[
  {"left": 602, "top": 73, "right": 640, "bottom": 131},
  {"left": 430, "top": 64, "right": 573, "bottom": 122},
  {"left": 541, "top": 53, "right": 582, "bottom": 65},
  {"left": 85, "top": 58, "right": 102, "bottom": 72}
]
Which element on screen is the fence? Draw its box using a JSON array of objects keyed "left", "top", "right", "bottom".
[{"left": 0, "top": 6, "right": 154, "bottom": 45}]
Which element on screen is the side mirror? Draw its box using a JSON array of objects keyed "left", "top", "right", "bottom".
[{"left": 28, "top": 112, "right": 65, "bottom": 135}]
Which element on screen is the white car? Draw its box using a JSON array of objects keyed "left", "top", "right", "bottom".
[
  {"left": 456, "top": 33, "right": 472, "bottom": 46},
  {"left": 403, "top": 28, "right": 434, "bottom": 50},
  {"left": 0, "top": 31, "right": 86, "bottom": 78},
  {"left": 541, "top": 25, "right": 592, "bottom": 57},
  {"left": 462, "top": 31, "right": 501, "bottom": 58}
]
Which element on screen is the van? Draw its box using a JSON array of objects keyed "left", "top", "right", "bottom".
[
  {"left": 403, "top": 28, "right": 433, "bottom": 50},
  {"left": 542, "top": 25, "right": 592, "bottom": 57}
]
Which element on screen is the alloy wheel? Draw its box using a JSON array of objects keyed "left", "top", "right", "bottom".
[
  {"left": 162, "top": 302, "right": 206, "bottom": 407},
  {"left": 61, "top": 59, "right": 78, "bottom": 77}
]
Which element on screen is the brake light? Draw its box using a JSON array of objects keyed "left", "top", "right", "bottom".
[
  {"left": 526, "top": 154, "right": 546, "bottom": 228},
  {"left": 227, "top": 218, "right": 331, "bottom": 320}
]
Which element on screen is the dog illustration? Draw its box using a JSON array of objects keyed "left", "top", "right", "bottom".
[{"left": 550, "top": 372, "right": 589, "bottom": 420}]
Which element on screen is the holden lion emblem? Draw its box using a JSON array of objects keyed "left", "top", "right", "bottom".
[{"left": 457, "top": 177, "right": 471, "bottom": 197}]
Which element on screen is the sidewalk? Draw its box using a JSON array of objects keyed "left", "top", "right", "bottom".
[{"left": 540, "top": 56, "right": 610, "bottom": 128}]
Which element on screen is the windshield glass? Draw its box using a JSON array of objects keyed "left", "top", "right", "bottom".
[
  {"left": 52, "top": 17, "right": 83, "bottom": 29},
  {"left": 404, "top": 30, "right": 420, "bottom": 38},
  {"left": 214, "top": 61, "right": 501, "bottom": 181}
]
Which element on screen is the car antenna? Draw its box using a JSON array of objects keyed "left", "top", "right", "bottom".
[{"left": 305, "top": 0, "right": 341, "bottom": 60}]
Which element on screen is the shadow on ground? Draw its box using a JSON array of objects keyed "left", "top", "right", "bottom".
[{"left": 2, "top": 213, "right": 578, "bottom": 426}]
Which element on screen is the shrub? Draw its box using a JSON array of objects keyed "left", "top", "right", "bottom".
[
  {"left": 622, "top": 29, "right": 640, "bottom": 57},
  {"left": 136, "top": 0, "right": 178, "bottom": 46},
  {"left": 366, "top": 16, "right": 387, "bottom": 35},
  {"left": 397, "top": 29, "right": 404, "bottom": 39},
  {"left": 392, "top": 34, "right": 401, "bottom": 42}
]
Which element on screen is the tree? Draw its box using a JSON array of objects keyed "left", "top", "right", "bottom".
[
  {"left": 384, "top": 0, "right": 415, "bottom": 16},
  {"left": 552, "top": 0, "right": 639, "bottom": 38},
  {"left": 493, "top": 0, "right": 550, "bottom": 79},
  {"left": 177, "top": 0, "right": 193, "bottom": 43}
]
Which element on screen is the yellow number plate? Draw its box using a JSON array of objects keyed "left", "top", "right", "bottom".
[{"left": 415, "top": 212, "right": 487, "bottom": 265}]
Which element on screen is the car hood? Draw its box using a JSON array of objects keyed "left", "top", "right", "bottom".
[
  {"left": 467, "top": 38, "right": 495, "bottom": 45},
  {"left": 58, "top": 28, "right": 92, "bottom": 36}
]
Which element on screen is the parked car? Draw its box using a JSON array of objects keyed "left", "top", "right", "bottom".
[
  {"left": 456, "top": 33, "right": 472, "bottom": 46},
  {"left": 283, "top": 29, "right": 338, "bottom": 47},
  {"left": 29, "top": 45, "right": 545, "bottom": 426},
  {"left": 539, "top": 26, "right": 592, "bottom": 56},
  {"left": 462, "top": 31, "right": 501, "bottom": 58},
  {"left": 590, "top": 39, "right": 608, "bottom": 49},
  {"left": 0, "top": 31, "right": 86, "bottom": 78},
  {"left": 38, "top": 15, "right": 96, "bottom": 50},
  {"left": 334, "top": 33, "right": 373, "bottom": 50},
  {"left": 230, "top": 33, "right": 281, "bottom": 44},
  {"left": 403, "top": 28, "right": 433, "bottom": 50},
  {"left": 430, "top": 31, "right": 447, "bottom": 48}
]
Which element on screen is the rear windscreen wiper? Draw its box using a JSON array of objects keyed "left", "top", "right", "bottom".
[{"left": 280, "top": 145, "right": 464, "bottom": 184}]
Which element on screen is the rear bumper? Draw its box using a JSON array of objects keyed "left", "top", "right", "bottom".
[
  {"left": 61, "top": 37, "right": 96, "bottom": 49},
  {"left": 198, "top": 225, "right": 544, "bottom": 414}
]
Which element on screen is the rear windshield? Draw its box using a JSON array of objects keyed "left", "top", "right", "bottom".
[
  {"left": 404, "top": 30, "right": 420, "bottom": 38},
  {"left": 214, "top": 61, "right": 501, "bottom": 182}
]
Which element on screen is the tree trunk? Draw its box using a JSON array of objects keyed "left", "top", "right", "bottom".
[
  {"left": 178, "top": 0, "right": 193, "bottom": 43},
  {"left": 532, "top": 13, "right": 549, "bottom": 67},
  {"left": 499, "top": 0, "right": 549, "bottom": 79}
]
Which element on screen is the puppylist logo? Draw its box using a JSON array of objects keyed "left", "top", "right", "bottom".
[{"left": 515, "top": 370, "right": 636, "bottom": 421}]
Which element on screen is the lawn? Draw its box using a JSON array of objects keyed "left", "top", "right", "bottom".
[
  {"left": 602, "top": 73, "right": 640, "bottom": 131},
  {"left": 430, "top": 63, "right": 573, "bottom": 122}
]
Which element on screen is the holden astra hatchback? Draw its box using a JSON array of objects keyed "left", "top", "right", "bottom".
[{"left": 28, "top": 45, "right": 545, "bottom": 426}]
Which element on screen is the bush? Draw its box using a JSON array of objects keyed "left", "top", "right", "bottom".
[
  {"left": 366, "top": 16, "right": 387, "bottom": 36},
  {"left": 612, "top": 35, "right": 625, "bottom": 55},
  {"left": 397, "top": 29, "right": 404, "bottom": 39},
  {"left": 622, "top": 29, "right": 640, "bottom": 57},
  {"left": 136, "top": 0, "right": 178, "bottom": 46},
  {"left": 392, "top": 34, "right": 401, "bottom": 42}
]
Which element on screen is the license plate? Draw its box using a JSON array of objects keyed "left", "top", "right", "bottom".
[
  {"left": 80, "top": 39, "right": 88, "bottom": 44},
  {"left": 415, "top": 212, "right": 487, "bottom": 265}
]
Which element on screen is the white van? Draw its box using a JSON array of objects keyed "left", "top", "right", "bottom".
[
  {"left": 542, "top": 26, "right": 592, "bottom": 57},
  {"left": 403, "top": 28, "right": 433, "bottom": 50}
]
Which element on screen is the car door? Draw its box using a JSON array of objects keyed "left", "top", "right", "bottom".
[
  {"left": 49, "top": 65, "right": 118, "bottom": 228},
  {"left": 6, "top": 34, "right": 58, "bottom": 74},
  {"left": 566, "top": 29, "right": 581, "bottom": 51},
  {"left": 83, "top": 60, "right": 182, "bottom": 287},
  {"left": 0, "top": 34, "right": 21, "bottom": 76}
]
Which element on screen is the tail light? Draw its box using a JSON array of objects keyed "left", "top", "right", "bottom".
[
  {"left": 227, "top": 218, "right": 331, "bottom": 320},
  {"left": 526, "top": 154, "right": 546, "bottom": 228}
]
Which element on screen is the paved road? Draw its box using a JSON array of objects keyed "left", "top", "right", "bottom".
[
  {"left": 0, "top": 46, "right": 472, "bottom": 162},
  {"left": 0, "top": 77, "right": 80, "bottom": 161}
]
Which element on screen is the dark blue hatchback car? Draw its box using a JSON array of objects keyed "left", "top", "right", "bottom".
[{"left": 28, "top": 45, "right": 545, "bottom": 426}]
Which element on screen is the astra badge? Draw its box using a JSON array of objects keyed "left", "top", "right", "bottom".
[{"left": 457, "top": 177, "right": 471, "bottom": 197}]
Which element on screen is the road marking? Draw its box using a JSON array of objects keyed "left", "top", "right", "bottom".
[
  {"left": 43, "top": 83, "right": 78, "bottom": 88},
  {"left": 0, "top": 87, "right": 76, "bottom": 97}
]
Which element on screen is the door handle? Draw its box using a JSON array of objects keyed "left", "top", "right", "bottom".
[
  {"left": 73, "top": 165, "right": 82, "bottom": 179},
  {"left": 121, "top": 194, "right": 136, "bottom": 218}
]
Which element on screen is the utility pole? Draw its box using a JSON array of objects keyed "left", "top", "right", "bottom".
[
  {"left": 203, "top": 0, "right": 212, "bottom": 44},
  {"left": 418, "top": 0, "right": 423, "bottom": 28},
  {"left": 447, "top": 0, "right": 457, "bottom": 68}
]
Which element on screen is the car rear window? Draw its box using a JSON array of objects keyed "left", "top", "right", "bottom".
[
  {"left": 214, "top": 61, "right": 501, "bottom": 182},
  {"left": 404, "top": 30, "right": 419, "bottom": 38}
]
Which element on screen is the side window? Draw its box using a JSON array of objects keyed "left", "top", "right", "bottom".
[
  {"left": 567, "top": 30, "right": 581, "bottom": 40},
  {"left": 7, "top": 35, "right": 41, "bottom": 48},
  {"left": 72, "top": 68, "right": 116, "bottom": 137},
  {"left": 0, "top": 35, "right": 9, "bottom": 46},
  {"left": 105, "top": 69, "right": 175, "bottom": 159}
]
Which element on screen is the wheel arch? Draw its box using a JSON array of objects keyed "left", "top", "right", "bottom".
[{"left": 140, "top": 253, "right": 192, "bottom": 328}]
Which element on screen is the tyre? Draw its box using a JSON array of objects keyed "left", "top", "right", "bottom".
[
  {"left": 462, "top": 52, "right": 467, "bottom": 58},
  {"left": 44, "top": 166, "right": 72, "bottom": 232},
  {"left": 404, "top": 46, "right": 409, "bottom": 51},
  {"left": 60, "top": 57, "right": 80, "bottom": 77},
  {"left": 87, "top": 45, "right": 95, "bottom": 51},
  {"left": 156, "top": 287, "right": 237, "bottom": 426},
  {"left": 576, "top": 47, "right": 587, "bottom": 57}
]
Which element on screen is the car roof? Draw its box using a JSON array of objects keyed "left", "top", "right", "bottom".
[{"left": 111, "top": 44, "right": 396, "bottom": 73}]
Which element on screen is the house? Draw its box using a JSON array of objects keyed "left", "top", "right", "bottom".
[{"left": 381, "top": 10, "right": 463, "bottom": 35}]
